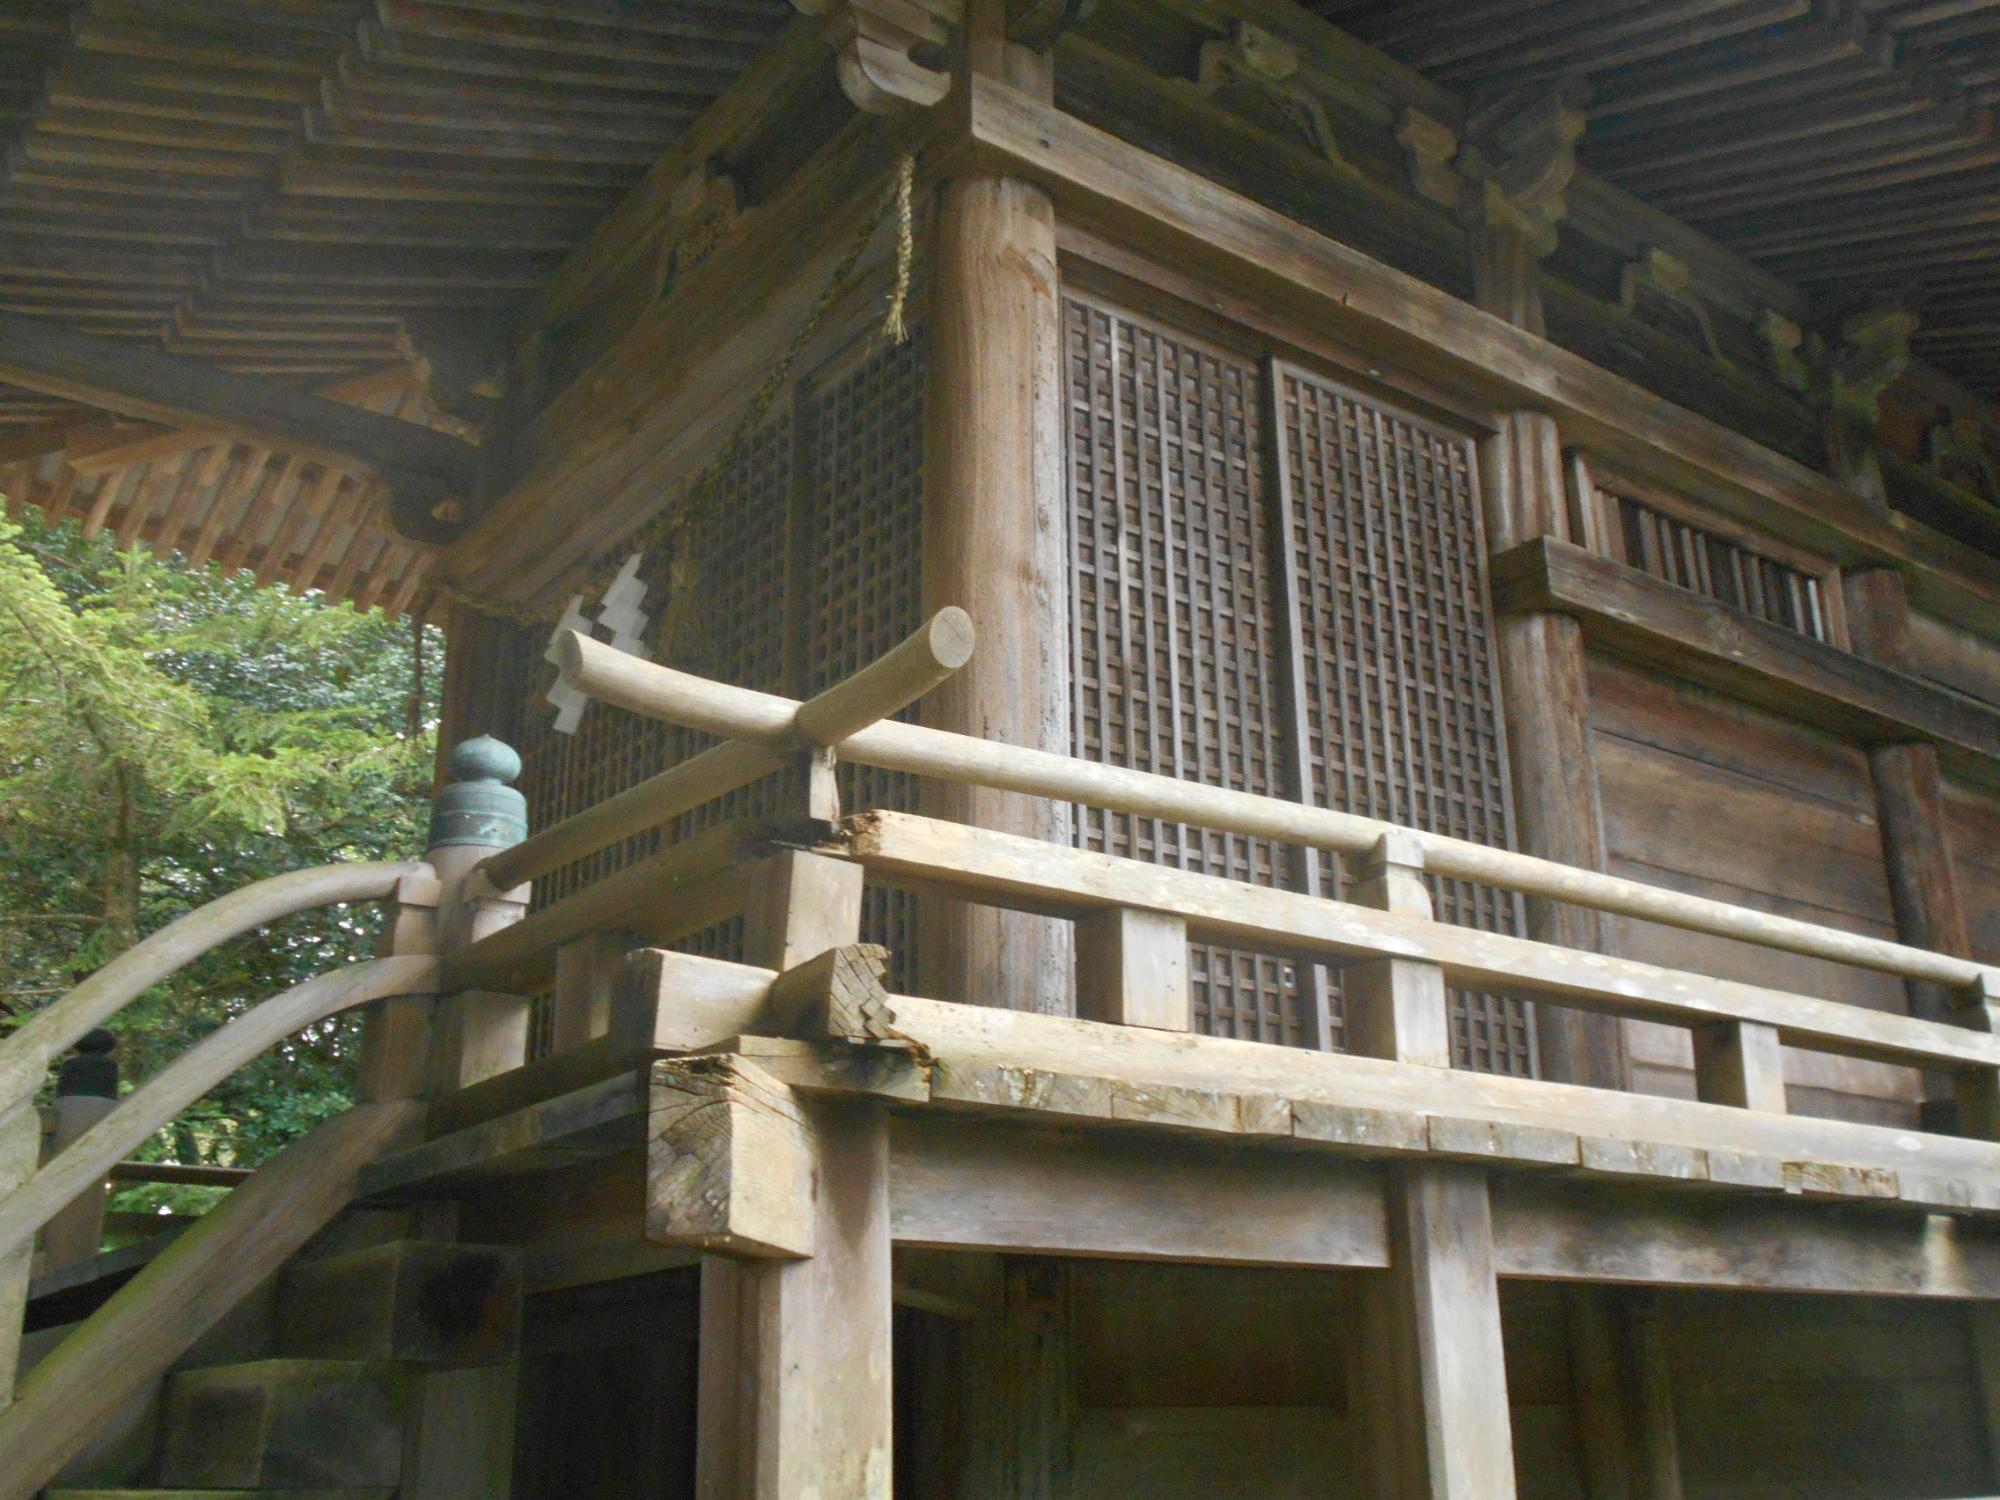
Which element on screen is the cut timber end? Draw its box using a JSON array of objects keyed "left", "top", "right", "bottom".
[{"left": 647, "top": 1055, "right": 814, "bottom": 1258}]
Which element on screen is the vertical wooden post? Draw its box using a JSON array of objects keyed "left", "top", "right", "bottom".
[
  {"left": 37, "top": 1030, "right": 120, "bottom": 1271},
  {"left": 549, "top": 929, "right": 634, "bottom": 1053},
  {"left": 697, "top": 837, "right": 891, "bottom": 1498},
  {"left": 1344, "top": 834, "right": 1453, "bottom": 1068},
  {"left": 357, "top": 865, "right": 443, "bottom": 1103},
  {"left": 1481, "top": 414, "right": 1629, "bottom": 1092},
  {"left": 1565, "top": 1286, "right": 1635, "bottom": 1500},
  {"left": 1690, "top": 1021, "right": 1787, "bottom": 1113},
  {"left": 433, "top": 602, "right": 517, "bottom": 783},
  {"left": 1626, "top": 1293, "right": 1685, "bottom": 1500},
  {"left": 961, "top": 1258, "right": 1074, "bottom": 1500},
  {"left": 1846, "top": 567, "right": 1974, "bottom": 1024},
  {"left": 425, "top": 739, "right": 534, "bottom": 1093},
  {"left": 920, "top": 10, "right": 1073, "bottom": 1017},
  {"left": 1362, "top": 1163, "right": 1518, "bottom": 1500},
  {"left": 1074, "top": 908, "right": 1189, "bottom": 1030},
  {"left": 0, "top": 1104, "right": 39, "bottom": 1410}
]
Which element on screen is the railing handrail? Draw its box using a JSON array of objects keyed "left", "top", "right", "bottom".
[
  {"left": 0, "top": 956, "right": 438, "bottom": 1264},
  {"left": 555, "top": 629, "right": 1998, "bottom": 999},
  {"left": 0, "top": 859, "right": 424, "bottom": 1116}
]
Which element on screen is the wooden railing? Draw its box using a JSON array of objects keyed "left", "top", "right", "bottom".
[{"left": 460, "top": 609, "right": 2000, "bottom": 1157}]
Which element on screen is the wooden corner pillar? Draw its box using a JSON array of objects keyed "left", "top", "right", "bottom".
[
  {"left": 919, "top": 3, "right": 1074, "bottom": 1015},
  {"left": 1358, "top": 1164, "right": 1517, "bottom": 1500},
  {"left": 671, "top": 847, "right": 894, "bottom": 1499},
  {"left": 1465, "top": 91, "right": 1629, "bottom": 1093}
]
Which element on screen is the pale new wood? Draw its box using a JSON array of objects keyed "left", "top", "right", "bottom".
[
  {"left": 0, "top": 1098, "right": 424, "bottom": 1500},
  {"left": 648, "top": 1055, "right": 815, "bottom": 1258},
  {"left": 843, "top": 812, "right": 2000, "bottom": 1075},
  {"left": 36, "top": 1095, "right": 117, "bottom": 1272},
  {"left": 1074, "top": 908, "right": 1190, "bottom": 1031},
  {"left": 620, "top": 948, "right": 2000, "bottom": 1197},
  {"left": 483, "top": 608, "right": 973, "bottom": 893},
  {"left": 0, "top": 860, "right": 420, "bottom": 1113},
  {"left": 0, "top": 1109, "right": 36, "bottom": 1412},
  {"left": 0, "top": 957, "right": 436, "bottom": 1264},
  {"left": 920, "top": 166, "right": 1074, "bottom": 1017},
  {"left": 1378, "top": 1164, "right": 1517, "bottom": 1500},
  {"left": 549, "top": 930, "right": 631, "bottom": 1054},
  {"left": 696, "top": 1102, "right": 893, "bottom": 1500},
  {"left": 556, "top": 635, "right": 1997, "bottom": 992},
  {"left": 742, "top": 849, "right": 865, "bottom": 974},
  {"left": 1344, "top": 833, "right": 1453, "bottom": 1069}
]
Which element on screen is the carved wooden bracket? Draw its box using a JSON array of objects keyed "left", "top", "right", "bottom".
[
  {"left": 794, "top": 0, "right": 958, "bottom": 115},
  {"left": 1194, "top": 22, "right": 1353, "bottom": 170},
  {"left": 1758, "top": 300, "right": 1917, "bottom": 503},
  {"left": 1930, "top": 405, "right": 2000, "bottom": 506},
  {"left": 1619, "top": 248, "right": 1724, "bottom": 362},
  {"left": 652, "top": 164, "right": 741, "bottom": 304},
  {"left": 1395, "top": 88, "right": 1586, "bottom": 261},
  {"left": 1457, "top": 85, "right": 1588, "bottom": 259}
]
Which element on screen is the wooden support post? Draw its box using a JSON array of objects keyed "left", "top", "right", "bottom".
[
  {"left": 1690, "top": 1021, "right": 1787, "bottom": 1114},
  {"left": 550, "top": 929, "right": 633, "bottom": 1053},
  {"left": 1363, "top": 1163, "right": 1517, "bottom": 1500},
  {"left": 1345, "top": 833, "right": 1453, "bottom": 1068},
  {"left": 1481, "top": 410, "right": 1630, "bottom": 1093},
  {"left": 1074, "top": 908, "right": 1189, "bottom": 1030},
  {"left": 695, "top": 1102, "right": 894, "bottom": 1499},
  {"left": 961, "top": 1257, "right": 1074, "bottom": 1500},
  {"left": 1565, "top": 1286, "right": 1635, "bottom": 1500},
  {"left": 920, "top": 27, "right": 1073, "bottom": 1016},
  {"left": 358, "top": 865, "right": 443, "bottom": 1103},
  {"left": 1626, "top": 1293, "right": 1685, "bottom": 1500},
  {"left": 743, "top": 849, "right": 866, "bottom": 974},
  {"left": 36, "top": 1030, "right": 120, "bottom": 1272},
  {"left": 0, "top": 1105, "right": 37, "bottom": 1410}
]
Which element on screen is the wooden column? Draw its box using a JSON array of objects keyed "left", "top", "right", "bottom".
[
  {"left": 1845, "top": 567, "right": 1975, "bottom": 1032},
  {"left": 1481, "top": 411, "right": 1629, "bottom": 1091},
  {"left": 1360, "top": 1163, "right": 1517, "bottom": 1500},
  {"left": 434, "top": 602, "right": 518, "bottom": 782},
  {"left": 919, "top": 88, "right": 1073, "bottom": 1015},
  {"left": 695, "top": 836, "right": 891, "bottom": 1498},
  {"left": 961, "top": 1258, "right": 1074, "bottom": 1500}
]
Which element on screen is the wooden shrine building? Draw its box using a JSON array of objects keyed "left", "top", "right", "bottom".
[{"left": 10, "top": 2, "right": 2000, "bottom": 1497}]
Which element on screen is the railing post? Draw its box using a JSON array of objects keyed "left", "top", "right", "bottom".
[
  {"left": 424, "top": 738, "right": 533, "bottom": 1093},
  {"left": 1951, "top": 974, "right": 2000, "bottom": 1140},
  {"left": 690, "top": 841, "right": 892, "bottom": 1499},
  {"left": 38, "top": 1029, "right": 120, "bottom": 1271},
  {"left": 357, "top": 868, "right": 443, "bottom": 1103},
  {"left": 1344, "top": 833, "right": 1453, "bottom": 1068},
  {"left": 1691, "top": 1021, "right": 1787, "bottom": 1114},
  {"left": 1075, "top": 908, "right": 1189, "bottom": 1031},
  {"left": 0, "top": 1104, "right": 37, "bottom": 1411}
]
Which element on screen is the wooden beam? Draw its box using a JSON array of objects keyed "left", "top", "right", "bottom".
[
  {"left": 649, "top": 1055, "right": 816, "bottom": 1258},
  {"left": 957, "top": 77, "right": 2000, "bottom": 640},
  {"left": 0, "top": 314, "right": 479, "bottom": 541},
  {"left": 1491, "top": 536, "right": 2000, "bottom": 785}
]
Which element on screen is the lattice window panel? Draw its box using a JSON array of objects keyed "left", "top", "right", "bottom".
[
  {"left": 507, "top": 410, "right": 796, "bottom": 915},
  {"left": 799, "top": 326, "right": 928, "bottom": 989},
  {"left": 1065, "top": 295, "right": 1304, "bottom": 1045},
  {"left": 1278, "top": 364, "right": 1536, "bottom": 1077},
  {"left": 1609, "top": 490, "right": 1832, "bottom": 643}
]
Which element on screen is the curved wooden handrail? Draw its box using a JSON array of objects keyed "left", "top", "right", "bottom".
[
  {"left": 0, "top": 1097, "right": 425, "bottom": 1500},
  {"left": 0, "top": 860, "right": 424, "bottom": 1112},
  {"left": 0, "top": 956, "right": 438, "bottom": 1264}
]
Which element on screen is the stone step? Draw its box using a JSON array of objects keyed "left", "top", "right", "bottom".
[
  {"left": 278, "top": 1239, "right": 520, "bottom": 1366},
  {"left": 154, "top": 1360, "right": 415, "bottom": 1491}
]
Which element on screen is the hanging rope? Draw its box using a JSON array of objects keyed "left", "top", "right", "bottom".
[{"left": 433, "top": 151, "right": 921, "bottom": 631}]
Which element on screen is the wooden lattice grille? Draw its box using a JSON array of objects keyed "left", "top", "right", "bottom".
[
  {"left": 498, "top": 321, "right": 925, "bottom": 986},
  {"left": 1065, "top": 295, "right": 1304, "bottom": 1045},
  {"left": 1277, "top": 365, "right": 1535, "bottom": 1076},
  {"left": 799, "top": 329, "right": 928, "bottom": 988},
  {"left": 1608, "top": 490, "right": 1832, "bottom": 643}
]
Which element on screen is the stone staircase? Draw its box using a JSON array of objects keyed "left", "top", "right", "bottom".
[{"left": 41, "top": 1232, "right": 521, "bottom": 1499}]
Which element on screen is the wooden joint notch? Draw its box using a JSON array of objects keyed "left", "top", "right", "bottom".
[
  {"left": 766, "top": 942, "right": 899, "bottom": 1042},
  {"left": 1344, "top": 833, "right": 1452, "bottom": 1068},
  {"left": 648, "top": 1055, "right": 815, "bottom": 1259}
]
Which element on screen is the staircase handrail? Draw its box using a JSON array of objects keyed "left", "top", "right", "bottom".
[
  {"left": 0, "top": 859, "right": 425, "bottom": 1115},
  {"left": 0, "top": 955, "right": 439, "bottom": 1264}
]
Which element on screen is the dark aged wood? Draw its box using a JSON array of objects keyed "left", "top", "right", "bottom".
[
  {"left": 0, "top": 312, "right": 482, "bottom": 541},
  {"left": 1491, "top": 537, "right": 2000, "bottom": 784}
]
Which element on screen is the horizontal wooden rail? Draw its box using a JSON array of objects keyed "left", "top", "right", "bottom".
[
  {"left": 0, "top": 860, "right": 421, "bottom": 1114},
  {"left": 478, "top": 607, "right": 972, "bottom": 893},
  {"left": 0, "top": 956, "right": 437, "bottom": 1263},
  {"left": 556, "top": 632, "right": 1997, "bottom": 996},
  {"left": 835, "top": 812, "right": 2000, "bottom": 1076}
]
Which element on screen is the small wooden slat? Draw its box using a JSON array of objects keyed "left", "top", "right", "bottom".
[
  {"left": 253, "top": 459, "right": 344, "bottom": 587},
  {"left": 110, "top": 458, "right": 176, "bottom": 550},
  {"left": 184, "top": 447, "right": 270, "bottom": 570},
  {"left": 218, "top": 451, "right": 307, "bottom": 577},
  {"left": 38, "top": 466, "right": 80, "bottom": 528},
  {"left": 75, "top": 467, "right": 131, "bottom": 540},
  {"left": 147, "top": 444, "right": 230, "bottom": 560},
  {"left": 287, "top": 473, "right": 365, "bottom": 592}
]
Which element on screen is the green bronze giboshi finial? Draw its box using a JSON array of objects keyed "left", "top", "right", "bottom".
[{"left": 428, "top": 735, "right": 528, "bottom": 850}]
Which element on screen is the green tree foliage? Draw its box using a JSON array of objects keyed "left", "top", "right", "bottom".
[{"left": 0, "top": 510, "right": 437, "bottom": 1211}]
